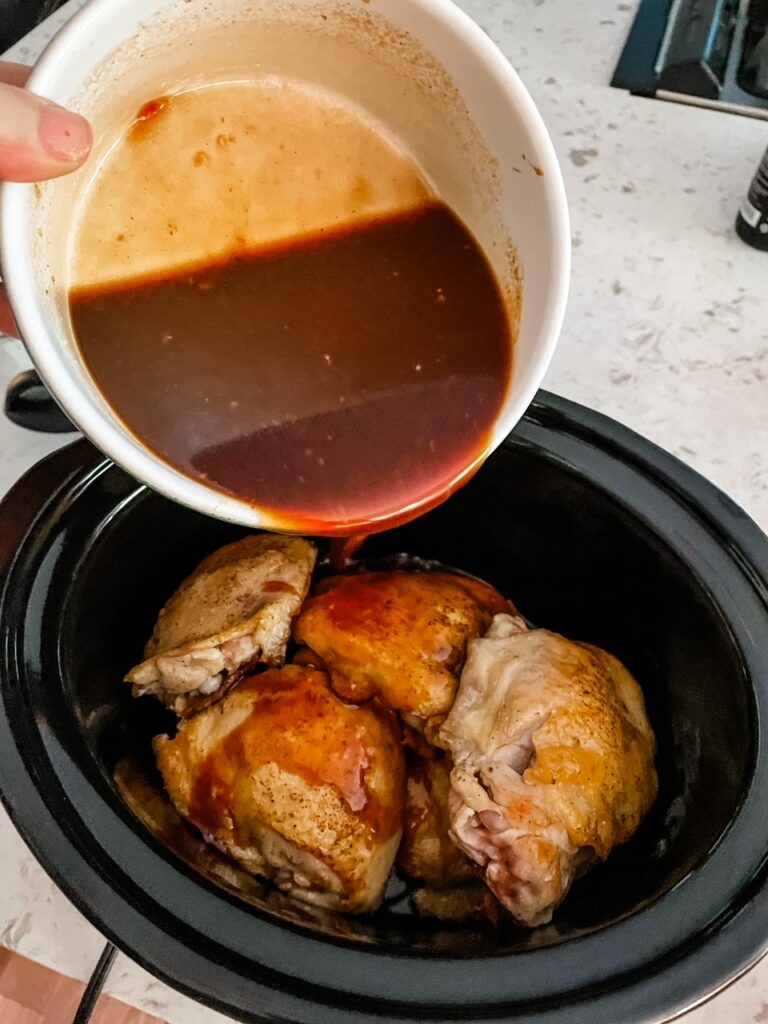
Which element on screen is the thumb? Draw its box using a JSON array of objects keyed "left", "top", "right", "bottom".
[{"left": 0, "top": 81, "right": 92, "bottom": 182}]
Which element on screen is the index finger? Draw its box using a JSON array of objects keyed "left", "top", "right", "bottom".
[{"left": 0, "top": 62, "right": 32, "bottom": 88}]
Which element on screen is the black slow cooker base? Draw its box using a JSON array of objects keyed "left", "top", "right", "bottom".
[{"left": 1, "top": 391, "right": 767, "bottom": 1022}]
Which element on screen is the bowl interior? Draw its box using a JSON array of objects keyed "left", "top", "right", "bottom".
[
  {"left": 5, "top": 0, "right": 568, "bottom": 533},
  {"left": 54, "top": 439, "right": 753, "bottom": 953}
]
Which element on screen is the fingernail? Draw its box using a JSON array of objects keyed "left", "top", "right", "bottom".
[{"left": 38, "top": 102, "right": 92, "bottom": 163}]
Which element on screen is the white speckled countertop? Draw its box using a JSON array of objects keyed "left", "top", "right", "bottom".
[{"left": 1, "top": 1, "right": 768, "bottom": 1021}]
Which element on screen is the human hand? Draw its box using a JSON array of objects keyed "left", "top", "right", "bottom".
[{"left": 0, "top": 61, "right": 92, "bottom": 335}]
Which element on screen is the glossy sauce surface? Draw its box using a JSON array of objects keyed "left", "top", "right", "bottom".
[
  {"left": 71, "top": 203, "right": 511, "bottom": 532},
  {"left": 188, "top": 667, "right": 402, "bottom": 840}
]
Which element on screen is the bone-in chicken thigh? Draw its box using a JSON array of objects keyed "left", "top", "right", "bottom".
[
  {"left": 126, "top": 535, "right": 316, "bottom": 716},
  {"left": 155, "top": 665, "right": 405, "bottom": 913},
  {"left": 440, "top": 614, "right": 657, "bottom": 927},
  {"left": 398, "top": 747, "right": 490, "bottom": 921},
  {"left": 398, "top": 749, "right": 476, "bottom": 887},
  {"left": 293, "top": 570, "right": 511, "bottom": 722}
]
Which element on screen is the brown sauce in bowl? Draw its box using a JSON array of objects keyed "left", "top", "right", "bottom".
[
  {"left": 69, "top": 82, "right": 514, "bottom": 534},
  {"left": 71, "top": 202, "right": 511, "bottom": 532}
]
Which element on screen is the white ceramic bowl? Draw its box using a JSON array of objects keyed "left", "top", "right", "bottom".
[{"left": 0, "top": 0, "right": 569, "bottom": 532}]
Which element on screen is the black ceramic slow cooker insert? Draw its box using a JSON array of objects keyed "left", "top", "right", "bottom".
[{"left": 0, "top": 391, "right": 767, "bottom": 1023}]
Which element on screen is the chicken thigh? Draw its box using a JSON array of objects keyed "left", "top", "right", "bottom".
[
  {"left": 126, "top": 534, "right": 316, "bottom": 716},
  {"left": 398, "top": 747, "right": 489, "bottom": 921},
  {"left": 398, "top": 749, "right": 476, "bottom": 887},
  {"left": 155, "top": 665, "right": 405, "bottom": 913},
  {"left": 293, "top": 570, "right": 511, "bottom": 723},
  {"left": 440, "top": 614, "right": 657, "bottom": 927}
]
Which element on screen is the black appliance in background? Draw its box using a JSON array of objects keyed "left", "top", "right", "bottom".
[
  {"left": 0, "top": 0, "right": 69, "bottom": 54},
  {"left": 612, "top": 0, "right": 768, "bottom": 118}
]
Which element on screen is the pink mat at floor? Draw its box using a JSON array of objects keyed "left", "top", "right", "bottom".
[{"left": 0, "top": 948, "right": 166, "bottom": 1024}]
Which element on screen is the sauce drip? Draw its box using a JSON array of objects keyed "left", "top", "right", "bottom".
[
  {"left": 329, "top": 535, "right": 367, "bottom": 570},
  {"left": 70, "top": 202, "right": 511, "bottom": 534}
]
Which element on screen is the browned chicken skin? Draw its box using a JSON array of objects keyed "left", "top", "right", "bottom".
[
  {"left": 155, "top": 665, "right": 406, "bottom": 913},
  {"left": 126, "top": 535, "right": 316, "bottom": 716},
  {"left": 293, "top": 570, "right": 512, "bottom": 723},
  {"left": 440, "top": 614, "right": 657, "bottom": 927},
  {"left": 398, "top": 749, "right": 476, "bottom": 887},
  {"left": 398, "top": 747, "right": 491, "bottom": 921},
  {"left": 133, "top": 538, "right": 656, "bottom": 927}
]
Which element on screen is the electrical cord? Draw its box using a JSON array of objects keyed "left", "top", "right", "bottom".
[{"left": 72, "top": 941, "right": 118, "bottom": 1024}]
